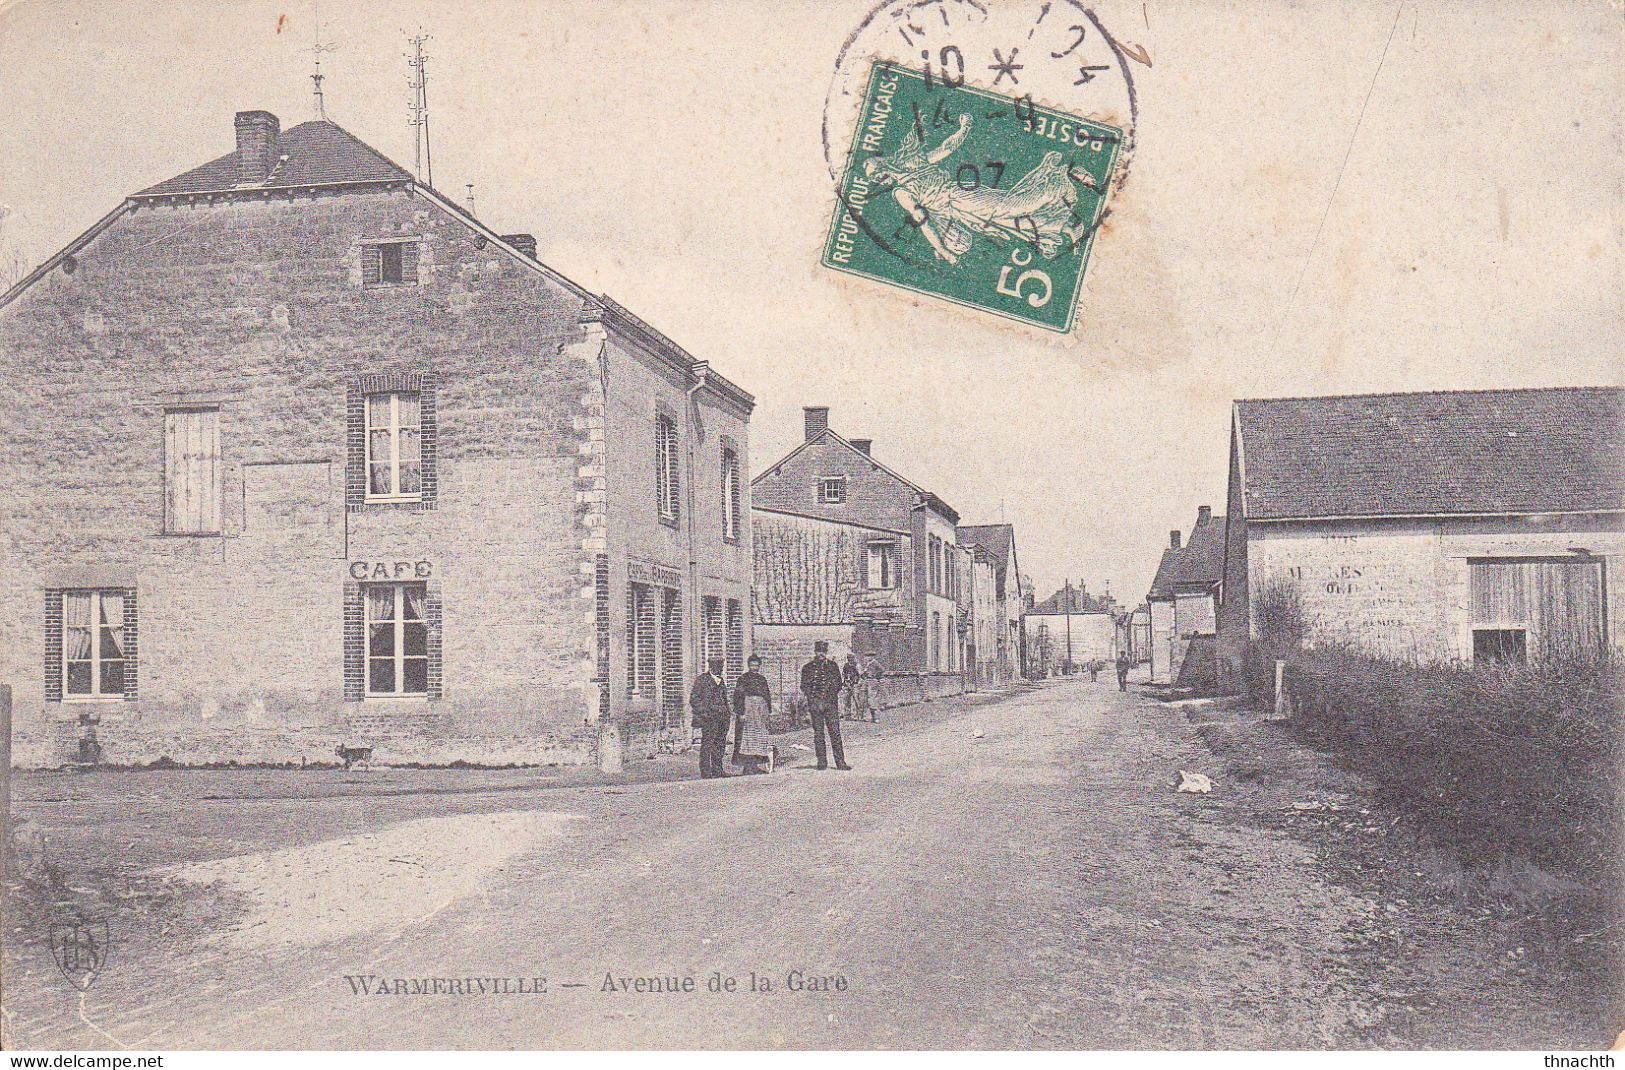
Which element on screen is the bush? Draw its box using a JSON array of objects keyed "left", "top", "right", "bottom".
[{"left": 1261, "top": 642, "right": 1624, "bottom": 889}]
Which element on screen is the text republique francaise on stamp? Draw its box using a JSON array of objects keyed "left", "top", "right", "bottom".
[{"left": 823, "top": 60, "right": 1123, "bottom": 333}]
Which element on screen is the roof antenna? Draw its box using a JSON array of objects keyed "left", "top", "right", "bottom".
[
  {"left": 308, "top": 0, "right": 338, "bottom": 120},
  {"left": 407, "top": 31, "right": 434, "bottom": 187}
]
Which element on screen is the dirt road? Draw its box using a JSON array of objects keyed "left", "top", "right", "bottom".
[{"left": 2, "top": 678, "right": 1610, "bottom": 1048}]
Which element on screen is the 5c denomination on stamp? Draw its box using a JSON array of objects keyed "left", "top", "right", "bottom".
[{"left": 823, "top": 60, "right": 1122, "bottom": 333}]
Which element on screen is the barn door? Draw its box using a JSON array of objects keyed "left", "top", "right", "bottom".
[{"left": 1469, "top": 557, "right": 1605, "bottom": 663}]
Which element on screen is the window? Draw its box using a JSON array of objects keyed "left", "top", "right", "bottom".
[
  {"left": 655, "top": 414, "right": 680, "bottom": 523},
  {"left": 366, "top": 392, "right": 422, "bottom": 501},
  {"left": 62, "top": 590, "right": 128, "bottom": 699},
  {"left": 164, "top": 408, "right": 221, "bottom": 533},
  {"left": 721, "top": 446, "right": 741, "bottom": 542},
  {"left": 1472, "top": 628, "right": 1527, "bottom": 666},
  {"left": 365, "top": 583, "right": 428, "bottom": 696},
  {"left": 866, "top": 540, "right": 898, "bottom": 589},
  {"left": 363, "top": 241, "right": 419, "bottom": 286},
  {"left": 818, "top": 476, "right": 846, "bottom": 504},
  {"left": 929, "top": 536, "right": 942, "bottom": 593}
]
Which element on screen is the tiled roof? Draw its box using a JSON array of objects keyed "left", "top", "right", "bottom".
[
  {"left": 1235, "top": 387, "right": 1625, "bottom": 520},
  {"left": 134, "top": 120, "right": 413, "bottom": 197},
  {"left": 958, "top": 524, "right": 1013, "bottom": 568},
  {"left": 1174, "top": 515, "right": 1224, "bottom": 588},
  {"left": 1147, "top": 548, "right": 1180, "bottom": 600}
]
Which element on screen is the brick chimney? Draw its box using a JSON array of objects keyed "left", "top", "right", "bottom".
[
  {"left": 804, "top": 407, "right": 830, "bottom": 442},
  {"left": 850, "top": 438, "right": 872, "bottom": 456},
  {"left": 501, "top": 233, "right": 537, "bottom": 259},
  {"left": 1170, "top": 529, "right": 1182, "bottom": 550},
  {"left": 1197, "top": 505, "right": 1212, "bottom": 525},
  {"left": 234, "top": 110, "right": 281, "bottom": 186}
]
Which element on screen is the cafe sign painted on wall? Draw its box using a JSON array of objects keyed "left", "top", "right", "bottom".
[{"left": 349, "top": 560, "right": 434, "bottom": 581}]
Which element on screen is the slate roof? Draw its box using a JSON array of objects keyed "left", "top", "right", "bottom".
[
  {"left": 1174, "top": 514, "right": 1225, "bottom": 588},
  {"left": 134, "top": 120, "right": 413, "bottom": 197},
  {"left": 1235, "top": 387, "right": 1625, "bottom": 520},
  {"left": 958, "top": 524, "right": 1014, "bottom": 568},
  {"left": 1147, "top": 548, "right": 1180, "bottom": 600}
]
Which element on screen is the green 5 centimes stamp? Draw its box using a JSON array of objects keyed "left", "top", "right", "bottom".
[{"left": 823, "top": 60, "right": 1123, "bottom": 333}]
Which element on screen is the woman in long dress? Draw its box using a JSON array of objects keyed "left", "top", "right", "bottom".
[{"left": 732, "top": 655, "right": 775, "bottom": 774}]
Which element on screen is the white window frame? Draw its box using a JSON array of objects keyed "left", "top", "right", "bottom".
[
  {"left": 818, "top": 476, "right": 846, "bottom": 504},
  {"left": 364, "top": 391, "right": 423, "bottom": 503},
  {"left": 866, "top": 540, "right": 898, "bottom": 590},
  {"left": 655, "top": 414, "right": 680, "bottom": 523},
  {"left": 62, "top": 589, "right": 127, "bottom": 702},
  {"left": 364, "top": 582, "right": 429, "bottom": 698}
]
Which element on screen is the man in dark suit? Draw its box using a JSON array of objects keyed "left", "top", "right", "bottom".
[
  {"left": 800, "top": 641, "right": 851, "bottom": 770},
  {"left": 691, "top": 657, "right": 732, "bottom": 778}
]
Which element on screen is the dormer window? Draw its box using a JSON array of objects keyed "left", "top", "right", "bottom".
[
  {"left": 818, "top": 476, "right": 846, "bottom": 504},
  {"left": 363, "top": 241, "right": 419, "bottom": 287}
]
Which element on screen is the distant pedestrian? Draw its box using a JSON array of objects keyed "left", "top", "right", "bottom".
[
  {"left": 841, "top": 654, "right": 863, "bottom": 720},
  {"left": 732, "top": 655, "right": 775, "bottom": 775},
  {"left": 800, "top": 641, "right": 850, "bottom": 770},
  {"left": 858, "top": 651, "right": 881, "bottom": 722},
  {"left": 1116, "top": 651, "right": 1131, "bottom": 692},
  {"left": 691, "top": 657, "right": 732, "bottom": 779},
  {"left": 1089, "top": 660, "right": 1101, "bottom": 683}
]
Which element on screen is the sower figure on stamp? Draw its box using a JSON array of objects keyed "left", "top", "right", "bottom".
[
  {"left": 800, "top": 641, "right": 850, "bottom": 771},
  {"left": 691, "top": 657, "right": 732, "bottom": 779}
]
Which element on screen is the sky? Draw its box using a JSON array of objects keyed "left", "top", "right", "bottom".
[{"left": 0, "top": 0, "right": 1619, "bottom": 603}]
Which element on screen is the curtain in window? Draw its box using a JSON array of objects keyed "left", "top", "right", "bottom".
[
  {"left": 398, "top": 392, "right": 423, "bottom": 495},
  {"left": 64, "top": 593, "right": 92, "bottom": 660},
  {"left": 367, "top": 394, "right": 394, "bottom": 495}
]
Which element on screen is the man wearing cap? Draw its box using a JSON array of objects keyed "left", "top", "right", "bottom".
[
  {"left": 691, "top": 657, "right": 732, "bottom": 779},
  {"left": 799, "top": 641, "right": 851, "bottom": 770}
]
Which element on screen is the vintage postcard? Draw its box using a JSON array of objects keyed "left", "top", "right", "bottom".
[{"left": 0, "top": 0, "right": 1620, "bottom": 1058}]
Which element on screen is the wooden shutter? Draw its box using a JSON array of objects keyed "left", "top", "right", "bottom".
[
  {"left": 362, "top": 244, "right": 382, "bottom": 285},
  {"left": 399, "top": 242, "right": 419, "bottom": 284},
  {"left": 165, "top": 409, "right": 220, "bottom": 533}
]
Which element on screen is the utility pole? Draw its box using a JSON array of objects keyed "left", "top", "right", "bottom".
[
  {"left": 1063, "top": 579, "right": 1074, "bottom": 676},
  {"left": 407, "top": 32, "right": 434, "bottom": 187}
]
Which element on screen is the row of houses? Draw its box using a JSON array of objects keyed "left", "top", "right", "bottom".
[
  {"left": 0, "top": 107, "right": 1033, "bottom": 770},
  {"left": 1143, "top": 387, "right": 1624, "bottom": 693},
  {"left": 749, "top": 407, "right": 1027, "bottom": 705}
]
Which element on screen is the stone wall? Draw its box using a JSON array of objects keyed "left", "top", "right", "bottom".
[{"left": 0, "top": 186, "right": 616, "bottom": 767}]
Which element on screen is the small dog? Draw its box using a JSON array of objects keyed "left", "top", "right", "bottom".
[{"left": 335, "top": 744, "right": 373, "bottom": 770}]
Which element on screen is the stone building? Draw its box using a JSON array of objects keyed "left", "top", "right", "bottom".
[
  {"left": 1021, "top": 584, "right": 1116, "bottom": 676},
  {"left": 958, "top": 523, "right": 1025, "bottom": 688},
  {"left": 1146, "top": 506, "right": 1224, "bottom": 687},
  {"left": 1215, "top": 387, "right": 1624, "bottom": 691},
  {"left": 751, "top": 408, "right": 974, "bottom": 699},
  {"left": 0, "top": 109, "right": 754, "bottom": 767}
]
